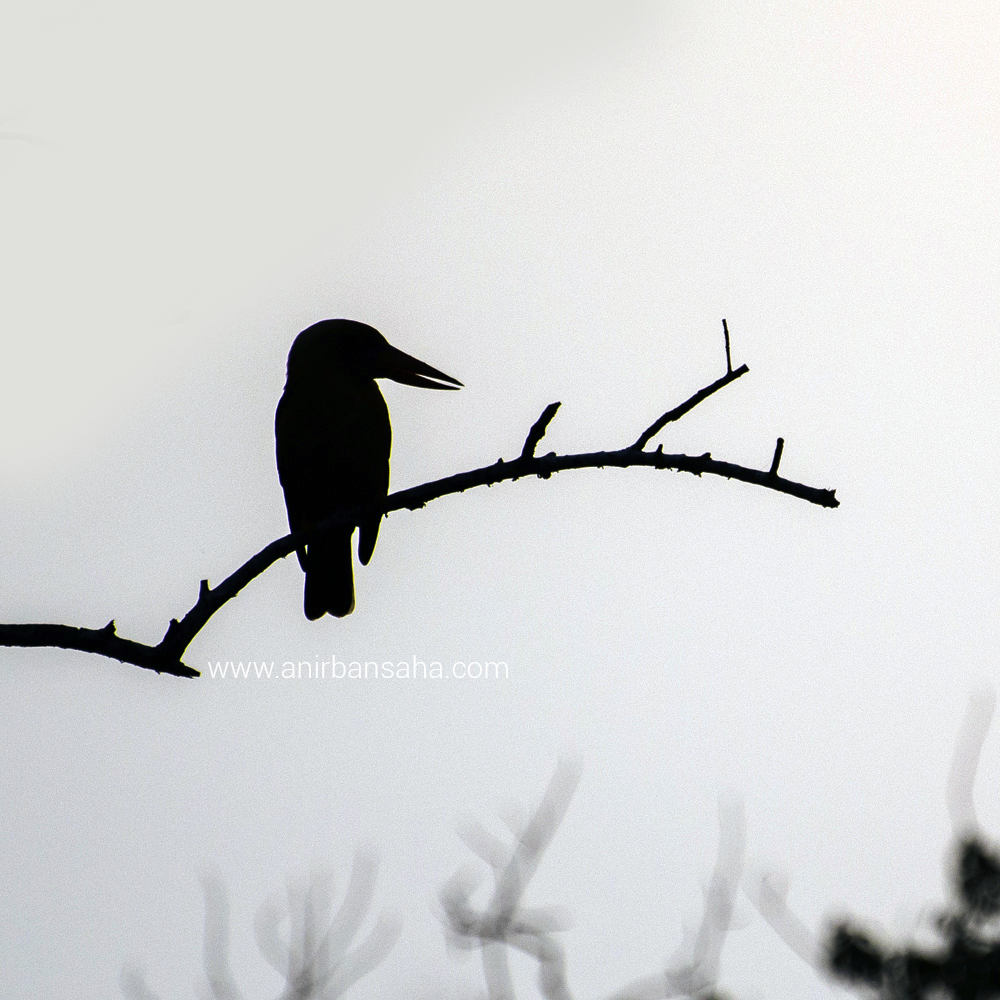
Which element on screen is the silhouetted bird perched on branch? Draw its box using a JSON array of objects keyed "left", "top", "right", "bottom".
[{"left": 275, "top": 319, "right": 462, "bottom": 619}]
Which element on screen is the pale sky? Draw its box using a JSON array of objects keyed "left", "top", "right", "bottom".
[{"left": 1, "top": 2, "right": 999, "bottom": 998}]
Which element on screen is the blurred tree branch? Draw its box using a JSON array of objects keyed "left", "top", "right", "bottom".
[
  {"left": 114, "top": 696, "right": 1000, "bottom": 999},
  {"left": 0, "top": 321, "right": 838, "bottom": 678},
  {"left": 749, "top": 687, "right": 1000, "bottom": 999},
  {"left": 124, "top": 763, "right": 744, "bottom": 1000},
  {"left": 121, "top": 852, "right": 400, "bottom": 1000},
  {"left": 440, "top": 760, "right": 744, "bottom": 1000}
]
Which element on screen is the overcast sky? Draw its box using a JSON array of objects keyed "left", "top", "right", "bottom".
[{"left": 2, "top": 2, "right": 999, "bottom": 997}]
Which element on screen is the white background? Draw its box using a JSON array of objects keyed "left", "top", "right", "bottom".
[{"left": 1, "top": 2, "right": 999, "bottom": 997}]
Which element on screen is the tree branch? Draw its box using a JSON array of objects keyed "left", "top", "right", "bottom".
[
  {"left": 632, "top": 363, "right": 749, "bottom": 451},
  {"left": 632, "top": 318, "right": 746, "bottom": 450},
  {"left": 0, "top": 323, "right": 838, "bottom": 677},
  {"left": 441, "top": 759, "right": 581, "bottom": 1000},
  {"left": 521, "top": 402, "right": 562, "bottom": 459},
  {"left": 388, "top": 439, "right": 836, "bottom": 513},
  {"left": 442, "top": 764, "right": 744, "bottom": 1000}
]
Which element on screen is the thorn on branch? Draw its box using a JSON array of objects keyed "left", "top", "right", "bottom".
[
  {"left": 769, "top": 438, "right": 785, "bottom": 477},
  {"left": 723, "top": 318, "right": 732, "bottom": 374},
  {"left": 521, "top": 403, "right": 561, "bottom": 460},
  {"left": 199, "top": 579, "right": 211, "bottom": 600},
  {"left": 102, "top": 620, "right": 116, "bottom": 635}
]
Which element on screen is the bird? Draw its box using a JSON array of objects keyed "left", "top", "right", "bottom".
[{"left": 275, "top": 319, "right": 462, "bottom": 619}]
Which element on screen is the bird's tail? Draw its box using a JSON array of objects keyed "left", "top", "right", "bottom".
[{"left": 304, "top": 527, "right": 355, "bottom": 619}]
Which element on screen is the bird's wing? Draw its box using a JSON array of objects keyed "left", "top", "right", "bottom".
[
  {"left": 357, "top": 389, "right": 391, "bottom": 566},
  {"left": 275, "top": 389, "right": 311, "bottom": 570}
]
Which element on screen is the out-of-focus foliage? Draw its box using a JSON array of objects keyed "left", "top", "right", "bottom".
[{"left": 826, "top": 836, "right": 1000, "bottom": 999}]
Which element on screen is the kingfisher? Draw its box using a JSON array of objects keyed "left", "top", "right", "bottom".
[{"left": 275, "top": 319, "right": 462, "bottom": 619}]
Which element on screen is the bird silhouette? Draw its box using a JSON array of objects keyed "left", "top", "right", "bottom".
[{"left": 275, "top": 319, "right": 462, "bottom": 619}]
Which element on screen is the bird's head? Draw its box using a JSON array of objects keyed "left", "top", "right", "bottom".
[{"left": 287, "top": 319, "right": 462, "bottom": 390}]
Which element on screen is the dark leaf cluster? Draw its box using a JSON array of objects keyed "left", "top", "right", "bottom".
[
  {"left": 821, "top": 689, "right": 1000, "bottom": 1000},
  {"left": 826, "top": 838, "right": 1000, "bottom": 999}
]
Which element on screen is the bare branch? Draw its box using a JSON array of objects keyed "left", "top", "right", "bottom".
[
  {"left": 631, "top": 365, "right": 749, "bottom": 452},
  {"left": 0, "top": 329, "right": 838, "bottom": 677},
  {"left": 768, "top": 438, "right": 784, "bottom": 477},
  {"left": 0, "top": 621, "right": 201, "bottom": 679},
  {"left": 391, "top": 440, "right": 837, "bottom": 514},
  {"left": 521, "top": 403, "right": 562, "bottom": 459},
  {"left": 633, "top": 318, "right": 751, "bottom": 452}
]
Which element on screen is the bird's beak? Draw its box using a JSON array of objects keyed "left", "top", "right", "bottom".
[{"left": 377, "top": 344, "right": 463, "bottom": 390}]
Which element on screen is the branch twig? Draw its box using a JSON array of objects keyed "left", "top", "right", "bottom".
[
  {"left": 0, "top": 323, "right": 838, "bottom": 677},
  {"left": 632, "top": 364, "right": 749, "bottom": 451},
  {"left": 521, "top": 403, "right": 562, "bottom": 459},
  {"left": 769, "top": 438, "right": 784, "bottom": 477}
]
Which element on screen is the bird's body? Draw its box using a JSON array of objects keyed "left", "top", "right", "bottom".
[
  {"left": 275, "top": 319, "right": 460, "bottom": 619},
  {"left": 275, "top": 358, "right": 390, "bottom": 618}
]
